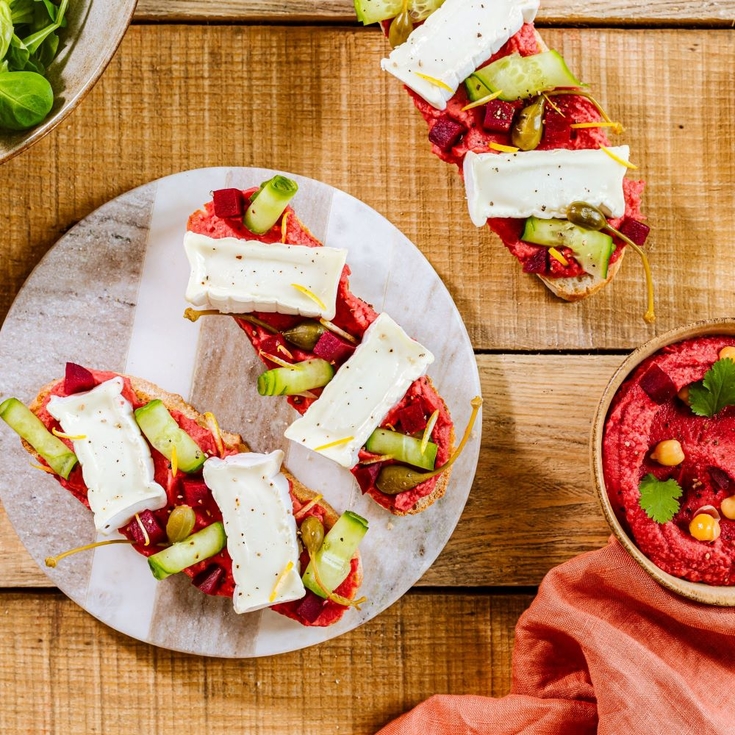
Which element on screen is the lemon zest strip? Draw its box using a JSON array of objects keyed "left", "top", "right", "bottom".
[
  {"left": 134, "top": 513, "right": 151, "bottom": 547},
  {"left": 269, "top": 561, "right": 295, "bottom": 602},
  {"left": 291, "top": 283, "right": 326, "bottom": 311},
  {"left": 420, "top": 410, "right": 440, "bottom": 454},
  {"left": 52, "top": 428, "right": 86, "bottom": 441},
  {"left": 488, "top": 142, "right": 519, "bottom": 153},
  {"left": 314, "top": 436, "right": 355, "bottom": 452},
  {"left": 281, "top": 211, "right": 290, "bottom": 243},
  {"left": 600, "top": 145, "right": 638, "bottom": 169},
  {"left": 204, "top": 411, "right": 225, "bottom": 458},
  {"left": 461, "top": 90, "right": 503, "bottom": 111},
  {"left": 171, "top": 445, "right": 178, "bottom": 478},
  {"left": 414, "top": 72, "right": 453, "bottom": 92},
  {"left": 549, "top": 247, "right": 569, "bottom": 266},
  {"left": 571, "top": 121, "right": 623, "bottom": 131},
  {"left": 259, "top": 351, "right": 293, "bottom": 369},
  {"left": 319, "top": 318, "right": 358, "bottom": 344},
  {"left": 294, "top": 494, "right": 324, "bottom": 521},
  {"left": 31, "top": 463, "right": 55, "bottom": 475}
]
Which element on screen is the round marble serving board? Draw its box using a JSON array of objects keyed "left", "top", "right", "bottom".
[{"left": 0, "top": 167, "right": 482, "bottom": 657}]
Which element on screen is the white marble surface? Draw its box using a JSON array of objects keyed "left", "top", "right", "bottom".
[{"left": 0, "top": 167, "right": 482, "bottom": 657}]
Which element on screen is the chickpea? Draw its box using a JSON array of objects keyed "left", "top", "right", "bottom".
[
  {"left": 689, "top": 513, "right": 721, "bottom": 542},
  {"left": 677, "top": 385, "right": 690, "bottom": 405},
  {"left": 719, "top": 346, "right": 735, "bottom": 362},
  {"left": 650, "top": 439, "right": 685, "bottom": 467},
  {"left": 720, "top": 496, "right": 735, "bottom": 520}
]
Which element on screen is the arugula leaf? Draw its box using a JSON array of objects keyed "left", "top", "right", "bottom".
[
  {"left": 638, "top": 473, "right": 682, "bottom": 523},
  {"left": 689, "top": 358, "right": 735, "bottom": 418}
]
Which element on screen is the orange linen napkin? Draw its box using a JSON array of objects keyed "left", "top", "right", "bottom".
[{"left": 378, "top": 539, "right": 734, "bottom": 734}]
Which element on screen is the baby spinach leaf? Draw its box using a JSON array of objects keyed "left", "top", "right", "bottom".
[
  {"left": 0, "top": 1, "right": 13, "bottom": 60},
  {"left": 0, "top": 69, "right": 53, "bottom": 129}
]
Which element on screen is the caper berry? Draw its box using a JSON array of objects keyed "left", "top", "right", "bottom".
[
  {"left": 166, "top": 505, "right": 196, "bottom": 544},
  {"left": 511, "top": 96, "right": 545, "bottom": 151},
  {"left": 300, "top": 515, "right": 325, "bottom": 557},
  {"left": 282, "top": 320, "right": 326, "bottom": 351},
  {"left": 388, "top": 9, "right": 413, "bottom": 48},
  {"left": 376, "top": 464, "right": 431, "bottom": 495},
  {"left": 566, "top": 201, "right": 607, "bottom": 231}
]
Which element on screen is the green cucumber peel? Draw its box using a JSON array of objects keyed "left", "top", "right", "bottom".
[
  {"left": 243, "top": 175, "right": 298, "bottom": 235},
  {"left": 148, "top": 522, "right": 226, "bottom": 580},
  {"left": 302, "top": 511, "right": 368, "bottom": 598},
  {"left": 257, "top": 359, "right": 334, "bottom": 396},
  {"left": 134, "top": 399, "right": 206, "bottom": 474},
  {"left": 0, "top": 396, "right": 77, "bottom": 478},
  {"left": 364, "top": 427, "right": 437, "bottom": 470}
]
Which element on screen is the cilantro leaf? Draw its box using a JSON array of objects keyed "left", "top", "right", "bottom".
[
  {"left": 689, "top": 358, "right": 735, "bottom": 418},
  {"left": 638, "top": 474, "right": 682, "bottom": 523}
]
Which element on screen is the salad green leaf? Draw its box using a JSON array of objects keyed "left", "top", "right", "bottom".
[
  {"left": 689, "top": 357, "right": 735, "bottom": 418},
  {"left": 638, "top": 473, "right": 682, "bottom": 524}
]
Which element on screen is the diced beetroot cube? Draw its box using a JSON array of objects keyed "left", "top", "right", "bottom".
[
  {"left": 483, "top": 99, "right": 517, "bottom": 133},
  {"left": 396, "top": 402, "right": 427, "bottom": 435},
  {"left": 639, "top": 364, "right": 677, "bottom": 404},
  {"left": 295, "top": 590, "right": 327, "bottom": 624},
  {"left": 182, "top": 477, "right": 210, "bottom": 508},
  {"left": 618, "top": 218, "right": 650, "bottom": 246},
  {"left": 428, "top": 116, "right": 467, "bottom": 151},
  {"left": 121, "top": 509, "right": 166, "bottom": 546},
  {"left": 193, "top": 564, "right": 225, "bottom": 595},
  {"left": 542, "top": 109, "right": 573, "bottom": 148},
  {"left": 212, "top": 188, "right": 244, "bottom": 219},
  {"left": 64, "top": 362, "right": 97, "bottom": 394},
  {"left": 313, "top": 331, "right": 356, "bottom": 364},
  {"left": 709, "top": 466, "right": 731, "bottom": 491},
  {"left": 522, "top": 246, "right": 549, "bottom": 274},
  {"left": 353, "top": 463, "right": 382, "bottom": 494}
]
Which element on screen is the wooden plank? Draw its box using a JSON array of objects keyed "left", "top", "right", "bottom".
[
  {"left": 0, "top": 27, "right": 732, "bottom": 351},
  {"left": 0, "top": 590, "right": 532, "bottom": 733},
  {"left": 0, "top": 354, "right": 621, "bottom": 589},
  {"left": 133, "top": 0, "right": 735, "bottom": 26}
]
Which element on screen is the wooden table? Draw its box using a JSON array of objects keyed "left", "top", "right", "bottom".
[{"left": 1, "top": 1, "right": 734, "bottom": 731}]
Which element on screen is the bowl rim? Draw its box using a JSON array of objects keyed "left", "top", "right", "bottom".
[
  {"left": 0, "top": 0, "right": 138, "bottom": 166},
  {"left": 590, "top": 317, "right": 735, "bottom": 606}
]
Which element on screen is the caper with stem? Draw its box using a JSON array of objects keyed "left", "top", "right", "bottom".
[
  {"left": 282, "top": 320, "right": 326, "bottom": 351},
  {"left": 511, "top": 96, "right": 545, "bottom": 151},
  {"left": 388, "top": 0, "right": 413, "bottom": 48},
  {"left": 376, "top": 396, "right": 483, "bottom": 495},
  {"left": 566, "top": 200, "right": 655, "bottom": 324}
]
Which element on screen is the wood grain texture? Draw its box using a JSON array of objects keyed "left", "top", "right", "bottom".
[
  {"left": 0, "top": 354, "right": 621, "bottom": 589},
  {"left": 0, "top": 591, "right": 532, "bottom": 733},
  {"left": 133, "top": 0, "right": 735, "bottom": 25},
  {"left": 0, "top": 27, "right": 733, "bottom": 352}
]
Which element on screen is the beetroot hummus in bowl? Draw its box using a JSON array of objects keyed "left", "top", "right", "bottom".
[{"left": 592, "top": 319, "right": 735, "bottom": 605}]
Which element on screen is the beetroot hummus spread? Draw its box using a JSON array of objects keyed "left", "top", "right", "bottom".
[
  {"left": 405, "top": 22, "right": 645, "bottom": 279},
  {"left": 602, "top": 337, "right": 735, "bottom": 586},
  {"left": 37, "top": 367, "right": 359, "bottom": 626},
  {"left": 187, "top": 191, "right": 454, "bottom": 515}
]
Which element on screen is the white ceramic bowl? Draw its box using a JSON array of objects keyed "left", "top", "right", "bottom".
[
  {"left": 591, "top": 318, "right": 735, "bottom": 606},
  {"left": 0, "top": 0, "right": 137, "bottom": 164}
]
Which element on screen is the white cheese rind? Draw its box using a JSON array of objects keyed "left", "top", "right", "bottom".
[
  {"left": 184, "top": 231, "right": 348, "bottom": 320},
  {"left": 46, "top": 377, "right": 166, "bottom": 534},
  {"left": 284, "top": 312, "right": 434, "bottom": 468},
  {"left": 463, "top": 146, "right": 630, "bottom": 225},
  {"left": 380, "top": 0, "right": 540, "bottom": 110},
  {"left": 203, "top": 451, "right": 305, "bottom": 614}
]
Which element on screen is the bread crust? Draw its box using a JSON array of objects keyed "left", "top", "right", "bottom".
[{"left": 537, "top": 248, "right": 625, "bottom": 302}]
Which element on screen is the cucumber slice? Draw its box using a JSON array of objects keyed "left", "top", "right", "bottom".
[
  {"left": 302, "top": 511, "right": 368, "bottom": 598},
  {"left": 134, "top": 400, "right": 206, "bottom": 473},
  {"left": 464, "top": 74, "right": 493, "bottom": 102},
  {"left": 470, "top": 51, "right": 581, "bottom": 101},
  {"left": 364, "top": 428, "right": 437, "bottom": 471},
  {"left": 0, "top": 397, "right": 77, "bottom": 478},
  {"left": 148, "top": 521, "right": 226, "bottom": 580},
  {"left": 354, "top": 0, "right": 445, "bottom": 25},
  {"left": 521, "top": 217, "right": 614, "bottom": 279},
  {"left": 243, "top": 175, "right": 298, "bottom": 235},
  {"left": 257, "top": 359, "right": 334, "bottom": 396}
]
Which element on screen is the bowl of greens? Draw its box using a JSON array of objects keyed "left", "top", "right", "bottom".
[{"left": 0, "top": 0, "right": 137, "bottom": 164}]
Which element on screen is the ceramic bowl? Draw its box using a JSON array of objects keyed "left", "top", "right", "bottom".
[
  {"left": 0, "top": 0, "right": 137, "bottom": 165},
  {"left": 591, "top": 318, "right": 735, "bottom": 606}
]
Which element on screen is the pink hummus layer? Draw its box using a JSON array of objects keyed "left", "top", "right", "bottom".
[
  {"left": 602, "top": 337, "right": 735, "bottom": 586},
  {"left": 407, "top": 22, "right": 646, "bottom": 279}
]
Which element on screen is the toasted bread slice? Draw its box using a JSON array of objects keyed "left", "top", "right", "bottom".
[{"left": 538, "top": 248, "right": 626, "bottom": 302}]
